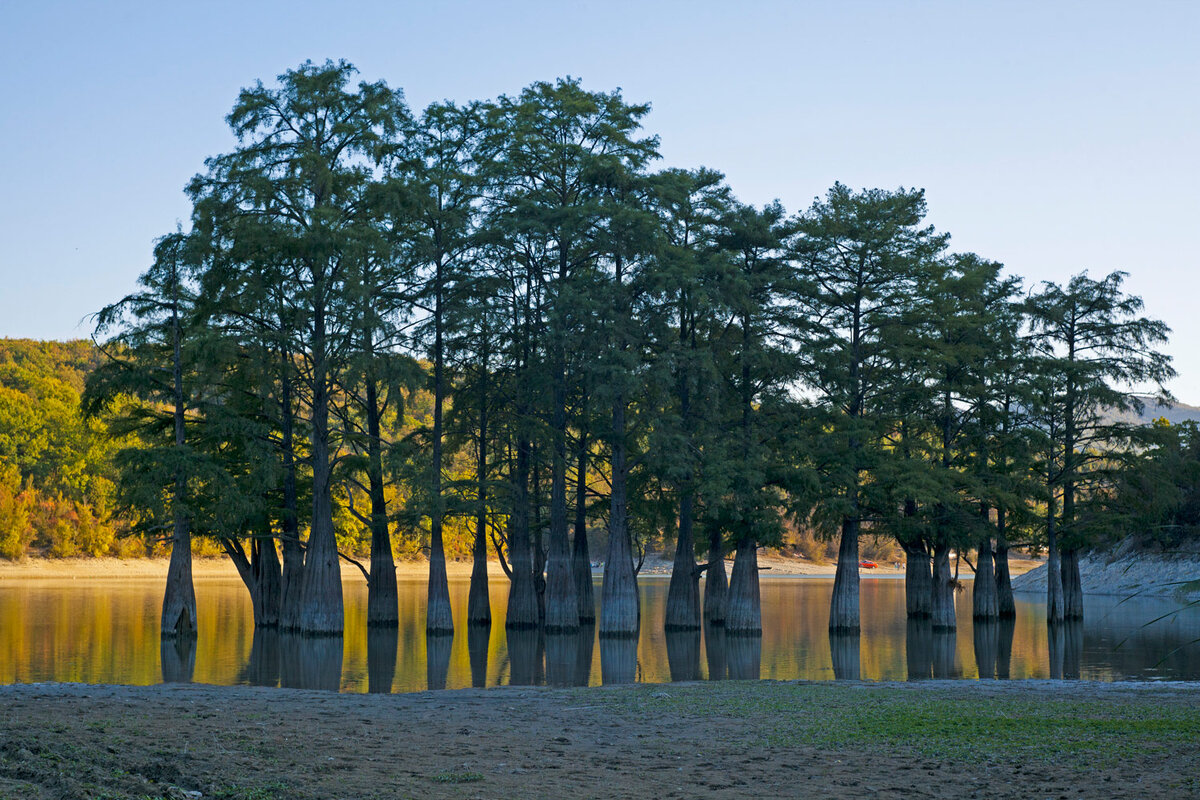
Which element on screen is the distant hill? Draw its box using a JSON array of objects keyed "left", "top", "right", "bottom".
[{"left": 1104, "top": 394, "right": 1200, "bottom": 427}]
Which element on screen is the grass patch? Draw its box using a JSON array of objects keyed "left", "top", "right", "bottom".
[
  {"left": 430, "top": 771, "right": 484, "bottom": 784},
  {"left": 597, "top": 682, "right": 1200, "bottom": 767}
]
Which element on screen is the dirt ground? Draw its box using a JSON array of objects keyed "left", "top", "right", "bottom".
[{"left": 0, "top": 680, "right": 1195, "bottom": 800}]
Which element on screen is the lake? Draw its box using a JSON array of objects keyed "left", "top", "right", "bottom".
[{"left": 1, "top": 575, "right": 1197, "bottom": 691}]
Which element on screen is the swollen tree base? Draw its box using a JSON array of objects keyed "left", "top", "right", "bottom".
[
  {"left": 724, "top": 537, "right": 761, "bottom": 636},
  {"left": 828, "top": 519, "right": 860, "bottom": 633}
]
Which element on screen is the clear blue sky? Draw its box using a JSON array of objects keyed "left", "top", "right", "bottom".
[{"left": 2, "top": 1, "right": 1197, "bottom": 396}]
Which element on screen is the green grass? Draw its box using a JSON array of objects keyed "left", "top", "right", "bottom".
[
  {"left": 593, "top": 682, "right": 1200, "bottom": 767},
  {"left": 429, "top": 771, "right": 484, "bottom": 784}
]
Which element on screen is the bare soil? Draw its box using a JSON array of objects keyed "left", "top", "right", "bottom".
[{"left": 0, "top": 680, "right": 1195, "bottom": 799}]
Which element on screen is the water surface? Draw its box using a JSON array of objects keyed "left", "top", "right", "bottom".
[{"left": 1, "top": 576, "right": 1197, "bottom": 691}]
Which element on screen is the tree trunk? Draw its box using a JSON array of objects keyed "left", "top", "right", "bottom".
[
  {"left": 703, "top": 526, "right": 727, "bottom": 625},
  {"left": 427, "top": 304, "right": 453, "bottom": 634},
  {"left": 930, "top": 542, "right": 956, "bottom": 631},
  {"left": 600, "top": 396, "right": 638, "bottom": 637},
  {"left": 468, "top": 368, "right": 491, "bottom": 627},
  {"left": 544, "top": 340, "right": 578, "bottom": 631},
  {"left": 365, "top": 379, "right": 398, "bottom": 628},
  {"left": 995, "top": 508, "right": 1016, "bottom": 619},
  {"left": 1046, "top": 490, "right": 1064, "bottom": 624},
  {"left": 278, "top": 364, "right": 305, "bottom": 631},
  {"left": 505, "top": 433, "right": 539, "bottom": 629},
  {"left": 162, "top": 307, "right": 196, "bottom": 639},
  {"left": 972, "top": 536, "right": 999, "bottom": 621},
  {"left": 725, "top": 535, "right": 761, "bottom": 635},
  {"left": 298, "top": 307, "right": 344, "bottom": 636},
  {"left": 665, "top": 491, "right": 701, "bottom": 630},
  {"left": 1061, "top": 547, "right": 1084, "bottom": 620},
  {"left": 902, "top": 540, "right": 931, "bottom": 619},
  {"left": 572, "top": 438, "right": 595, "bottom": 624},
  {"left": 829, "top": 517, "right": 860, "bottom": 632}
]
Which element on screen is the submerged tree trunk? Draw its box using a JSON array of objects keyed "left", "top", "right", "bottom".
[
  {"left": 725, "top": 535, "right": 761, "bottom": 635},
  {"left": 298, "top": 309, "right": 344, "bottom": 636},
  {"left": 600, "top": 397, "right": 638, "bottom": 637},
  {"left": 1061, "top": 547, "right": 1084, "bottom": 621},
  {"left": 704, "top": 526, "right": 728, "bottom": 625},
  {"left": 829, "top": 517, "right": 860, "bottom": 632},
  {"left": 1046, "top": 491, "right": 1064, "bottom": 624},
  {"left": 506, "top": 432, "right": 539, "bottom": 629},
  {"left": 162, "top": 303, "right": 196, "bottom": 639},
  {"left": 930, "top": 542, "right": 956, "bottom": 631},
  {"left": 665, "top": 490, "right": 701, "bottom": 630},
  {"left": 902, "top": 540, "right": 931, "bottom": 619},
  {"left": 468, "top": 367, "right": 491, "bottom": 627},
  {"left": 995, "top": 508, "right": 1016, "bottom": 618},
  {"left": 427, "top": 308, "right": 453, "bottom": 634},
  {"left": 973, "top": 534, "right": 999, "bottom": 621},
  {"left": 278, "top": 363, "right": 305, "bottom": 631},
  {"left": 572, "top": 438, "right": 595, "bottom": 624},
  {"left": 544, "top": 354, "right": 578, "bottom": 633},
  {"left": 365, "top": 379, "right": 398, "bottom": 628}
]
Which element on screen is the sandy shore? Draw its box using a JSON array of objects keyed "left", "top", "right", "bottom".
[
  {"left": 0, "top": 553, "right": 1044, "bottom": 582},
  {"left": 0, "top": 680, "right": 1195, "bottom": 799}
]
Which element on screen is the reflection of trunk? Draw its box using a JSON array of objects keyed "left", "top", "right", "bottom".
[
  {"left": 703, "top": 527, "right": 727, "bottom": 625},
  {"left": 903, "top": 540, "right": 931, "bottom": 619},
  {"left": 972, "top": 534, "right": 998, "bottom": 621},
  {"left": 467, "top": 624, "right": 490, "bottom": 688},
  {"left": 574, "top": 623, "right": 595, "bottom": 687},
  {"left": 829, "top": 631, "right": 860, "bottom": 681},
  {"left": 160, "top": 635, "right": 196, "bottom": 683},
  {"left": 572, "top": 434, "right": 595, "bottom": 624},
  {"left": 467, "top": 372, "right": 491, "bottom": 627},
  {"left": 506, "top": 627, "right": 541, "bottom": 686},
  {"left": 727, "top": 634, "right": 762, "bottom": 680},
  {"left": 544, "top": 632, "right": 578, "bottom": 687},
  {"left": 1046, "top": 490, "right": 1064, "bottom": 624},
  {"left": 665, "top": 491, "right": 701, "bottom": 630},
  {"left": 973, "top": 620, "right": 999, "bottom": 679},
  {"left": 725, "top": 536, "right": 761, "bottom": 635},
  {"left": 280, "top": 633, "right": 342, "bottom": 690},
  {"left": 426, "top": 632, "right": 453, "bottom": 690},
  {"left": 365, "top": 378, "right": 398, "bottom": 627},
  {"left": 162, "top": 299, "right": 196, "bottom": 639},
  {"left": 995, "top": 508, "right": 1016, "bottom": 618},
  {"left": 1061, "top": 548, "right": 1084, "bottom": 621},
  {"left": 298, "top": 305, "right": 344, "bottom": 635},
  {"left": 666, "top": 629, "right": 701, "bottom": 682},
  {"left": 245, "top": 628, "right": 280, "bottom": 687},
  {"left": 930, "top": 542, "right": 956, "bottom": 631},
  {"left": 600, "top": 397, "right": 638, "bottom": 636},
  {"left": 704, "top": 621, "right": 727, "bottom": 680},
  {"left": 1048, "top": 622, "right": 1064, "bottom": 679},
  {"left": 599, "top": 637, "right": 637, "bottom": 684},
  {"left": 829, "top": 517, "right": 860, "bottom": 632},
  {"left": 905, "top": 619, "right": 933, "bottom": 681},
  {"left": 1062, "top": 619, "right": 1083, "bottom": 679},
  {"left": 996, "top": 617, "right": 1015, "bottom": 679},
  {"left": 931, "top": 630, "right": 957, "bottom": 678},
  {"left": 367, "top": 626, "right": 398, "bottom": 694}
]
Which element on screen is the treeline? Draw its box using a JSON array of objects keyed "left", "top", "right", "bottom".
[{"left": 81, "top": 60, "right": 1177, "bottom": 642}]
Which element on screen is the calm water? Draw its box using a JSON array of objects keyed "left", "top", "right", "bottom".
[{"left": 1, "top": 576, "right": 1198, "bottom": 691}]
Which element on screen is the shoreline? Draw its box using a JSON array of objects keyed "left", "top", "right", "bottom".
[{"left": 0, "top": 553, "right": 1044, "bottom": 582}]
